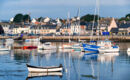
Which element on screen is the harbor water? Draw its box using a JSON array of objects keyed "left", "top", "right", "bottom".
[{"left": 0, "top": 40, "right": 130, "bottom": 80}]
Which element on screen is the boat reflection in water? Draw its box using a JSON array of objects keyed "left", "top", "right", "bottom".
[
  {"left": 26, "top": 72, "right": 62, "bottom": 80},
  {"left": 0, "top": 51, "right": 10, "bottom": 55},
  {"left": 81, "top": 52, "right": 119, "bottom": 80},
  {"left": 37, "top": 49, "right": 56, "bottom": 61},
  {"left": 27, "top": 72, "right": 63, "bottom": 78},
  {"left": 98, "top": 52, "right": 119, "bottom": 63},
  {"left": 82, "top": 53, "right": 99, "bottom": 61}
]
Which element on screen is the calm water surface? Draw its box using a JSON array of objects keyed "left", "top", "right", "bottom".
[{"left": 0, "top": 41, "right": 130, "bottom": 80}]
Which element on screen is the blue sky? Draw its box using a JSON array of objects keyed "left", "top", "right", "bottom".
[{"left": 0, "top": 0, "right": 130, "bottom": 20}]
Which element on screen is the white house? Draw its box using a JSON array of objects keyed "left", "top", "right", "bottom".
[
  {"left": 70, "top": 21, "right": 81, "bottom": 35},
  {"left": 44, "top": 17, "right": 50, "bottom": 23}
]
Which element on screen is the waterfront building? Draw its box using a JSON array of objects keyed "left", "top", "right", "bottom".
[
  {"left": 60, "top": 24, "right": 71, "bottom": 35},
  {"left": 85, "top": 22, "right": 97, "bottom": 35},
  {"left": 39, "top": 25, "right": 57, "bottom": 35},
  {"left": 29, "top": 25, "right": 40, "bottom": 35},
  {"left": 70, "top": 21, "right": 81, "bottom": 35},
  {"left": 0, "top": 22, "right": 10, "bottom": 35},
  {"left": 118, "top": 23, "right": 130, "bottom": 35},
  {"left": 10, "top": 24, "right": 30, "bottom": 35},
  {"left": 80, "top": 25, "right": 86, "bottom": 35},
  {"left": 43, "top": 17, "right": 50, "bottom": 23},
  {"left": 99, "top": 18, "right": 118, "bottom": 35}
]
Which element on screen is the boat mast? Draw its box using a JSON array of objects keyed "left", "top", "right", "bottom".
[
  {"left": 67, "top": 12, "right": 71, "bottom": 43},
  {"left": 77, "top": 8, "right": 81, "bottom": 42},
  {"left": 97, "top": 0, "right": 100, "bottom": 40},
  {"left": 91, "top": 0, "right": 97, "bottom": 41}
]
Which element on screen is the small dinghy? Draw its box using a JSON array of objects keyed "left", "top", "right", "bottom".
[{"left": 26, "top": 64, "right": 63, "bottom": 73}]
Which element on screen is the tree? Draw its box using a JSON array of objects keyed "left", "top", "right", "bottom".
[
  {"left": 81, "top": 14, "right": 100, "bottom": 22},
  {"left": 119, "top": 13, "right": 130, "bottom": 21},
  {"left": 38, "top": 17, "right": 43, "bottom": 22},
  {"left": 126, "top": 13, "right": 130, "bottom": 19},
  {"left": 0, "top": 25, "right": 4, "bottom": 34},
  {"left": 13, "top": 13, "right": 23, "bottom": 23},
  {"left": 23, "top": 14, "right": 31, "bottom": 23}
]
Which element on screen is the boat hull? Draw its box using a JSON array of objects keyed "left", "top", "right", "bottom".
[
  {"left": 27, "top": 64, "right": 63, "bottom": 73},
  {"left": 0, "top": 48, "right": 10, "bottom": 51},
  {"left": 98, "top": 48, "right": 119, "bottom": 53}
]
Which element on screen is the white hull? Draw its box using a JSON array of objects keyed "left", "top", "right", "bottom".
[
  {"left": 38, "top": 42, "right": 56, "bottom": 50},
  {"left": 27, "top": 64, "right": 63, "bottom": 73},
  {"left": 28, "top": 67, "right": 62, "bottom": 72},
  {"left": 98, "top": 48, "right": 119, "bottom": 53},
  {"left": 0, "top": 48, "right": 10, "bottom": 51},
  {"left": 28, "top": 72, "right": 62, "bottom": 78},
  {"left": 59, "top": 45, "right": 72, "bottom": 49},
  {"left": 25, "top": 38, "right": 40, "bottom": 42},
  {"left": 127, "top": 48, "right": 130, "bottom": 52},
  {"left": 127, "top": 48, "right": 130, "bottom": 56},
  {"left": 38, "top": 46, "right": 56, "bottom": 50}
]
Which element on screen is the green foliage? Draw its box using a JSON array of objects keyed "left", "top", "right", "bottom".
[
  {"left": 13, "top": 13, "right": 23, "bottom": 23},
  {"left": 38, "top": 17, "right": 43, "bottom": 22},
  {"left": 81, "top": 14, "right": 100, "bottom": 22},
  {"left": 119, "top": 13, "right": 130, "bottom": 21},
  {"left": 23, "top": 14, "right": 31, "bottom": 22},
  {"left": 13, "top": 13, "right": 31, "bottom": 23},
  {"left": 126, "top": 14, "right": 130, "bottom": 18}
]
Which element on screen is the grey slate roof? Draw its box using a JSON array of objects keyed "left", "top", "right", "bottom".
[
  {"left": 118, "top": 23, "right": 130, "bottom": 28},
  {"left": 110, "top": 28, "right": 118, "bottom": 32}
]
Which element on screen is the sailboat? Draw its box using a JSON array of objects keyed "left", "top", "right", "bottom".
[
  {"left": 82, "top": 0, "right": 101, "bottom": 53},
  {"left": 71, "top": 8, "right": 84, "bottom": 52},
  {"left": 59, "top": 12, "right": 73, "bottom": 49},
  {"left": 38, "top": 42, "right": 56, "bottom": 50}
]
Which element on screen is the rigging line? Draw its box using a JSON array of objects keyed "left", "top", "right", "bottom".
[
  {"left": 78, "top": 8, "right": 81, "bottom": 42},
  {"left": 97, "top": 0, "right": 100, "bottom": 40},
  {"left": 91, "top": 0, "right": 97, "bottom": 41}
]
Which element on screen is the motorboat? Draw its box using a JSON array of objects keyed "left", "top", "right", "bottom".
[
  {"left": 97, "top": 40, "right": 119, "bottom": 53},
  {"left": 26, "top": 64, "right": 63, "bottom": 73},
  {"left": 72, "top": 43, "right": 83, "bottom": 51},
  {"left": 82, "top": 43, "right": 100, "bottom": 53},
  {"left": 59, "top": 43, "right": 72, "bottom": 49},
  {"left": 38, "top": 42, "right": 56, "bottom": 50},
  {"left": 0, "top": 45, "right": 10, "bottom": 51},
  {"left": 25, "top": 38, "right": 40, "bottom": 42}
]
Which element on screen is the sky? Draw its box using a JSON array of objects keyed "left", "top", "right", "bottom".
[{"left": 0, "top": 0, "right": 130, "bottom": 20}]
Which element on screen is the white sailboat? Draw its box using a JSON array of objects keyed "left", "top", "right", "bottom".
[{"left": 59, "top": 12, "right": 73, "bottom": 49}]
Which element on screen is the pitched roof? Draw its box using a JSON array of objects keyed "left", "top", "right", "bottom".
[
  {"left": 110, "top": 28, "right": 118, "bottom": 32},
  {"left": 118, "top": 23, "right": 130, "bottom": 28}
]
